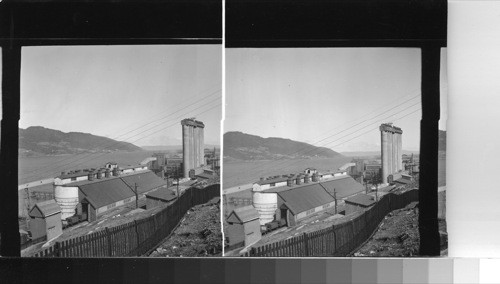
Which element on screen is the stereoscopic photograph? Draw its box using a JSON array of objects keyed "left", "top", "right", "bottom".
[
  {"left": 223, "top": 48, "right": 447, "bottom": 257},
  {"left": 16, "top": 45, "right": 222, "bottom": 257}
]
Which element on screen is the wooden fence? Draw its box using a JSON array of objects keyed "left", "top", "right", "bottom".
[
  {"left": 242, "top": 189, "right": 418, "bottom": 257},
  {"left": 32, "top": 184, "right": 220, "bottom": 257}
]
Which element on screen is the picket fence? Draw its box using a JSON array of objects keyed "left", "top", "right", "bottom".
[
  {"left": 242, "top": 189, "right": 418, "bottom": 257},
  {"left": 32, "top": 184, "right": 220, "bottom": 257}
]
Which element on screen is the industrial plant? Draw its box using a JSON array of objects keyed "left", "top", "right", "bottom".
[
  {"left": 19, "top": 119, "right": 220, "bottom": 255},
  {"left": 225, "top": 123, "right": 420, "bottom": 255}
]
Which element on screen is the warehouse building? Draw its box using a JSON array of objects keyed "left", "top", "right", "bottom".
[
  {"left": 252, "top": 170, "right": 364, "bottom": 226},
  {"left": 28, "top": 199, "right": 63, "bottom": 242},
  {"left": 276, "top": 184, "right": 336, "bottom": 226},
  {"left": 61, "top": 170, "right": 168, "bottom": 222},
  {"left": 226, "top": 205, "right": 262, "bottom": 248}
]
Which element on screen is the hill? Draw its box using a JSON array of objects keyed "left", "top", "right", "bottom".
[
  {"left": 223, "top": 131, "right": 342, "bottom": 161},
  {"left": 19, "top": 126, "right": 142, "bottom": 156}
]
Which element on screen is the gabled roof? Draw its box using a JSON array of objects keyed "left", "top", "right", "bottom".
[
  {"left": 196, "top": 172, "right": 216, "bottom": 180},
  {"left": 345, "top": 193, "right": 377, "bottom": 207},
  {"left": 278, "top": 185, "right": 334, "bottom": 215},
  {"left": 262, "top": 175, "right": 365, "bottom": 199},
  {"left": 318, "top": 176, "right": 365, "bottom": 198},
  {"left": 29, "top": 199, "right": 61, "bottom": 218},
  {"left": 120, "top": 171, "right": 167, "bottom": 194},
  {"left": 79, "top": 178, "right": 135, "bottom": 209},
  {"left": 394, "top": 178, "right": 412, "bottom": 185},
  {"left": 227, "top": 205, "right": 260, "bottom": 224},
  {"left": 69, "top": 170, "right": 168, "bottom": 209}
]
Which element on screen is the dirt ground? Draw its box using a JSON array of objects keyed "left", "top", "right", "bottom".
[
  {"left": 149, "top": 199, "right": 222, "bottom": 257},
  {"left": 353, "top": 202, "right": 448, "bottom": 257}
]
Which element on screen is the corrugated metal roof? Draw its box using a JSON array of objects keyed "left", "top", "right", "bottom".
[
  {"left": 345, "top": 193, "right": 377, "bottom": 207},
  {"left": 120, "top": 171, "right": 167, "bottom": 194},
  {"left": 262, "top": 175, "right": 364, "bottom": 198},
  {"left": 30, "top": 199, "right": 61, "bottom": 218},
  {"left": 278, "top": 185, "right": 334, "bottom": 215},
  {"left": 228, "top": 205, "right": 260, "bottom": 223},
  {"left": 145, "top": 189, "right": 177, "bottom": 202},
  {"left": 318, "top": 176, "right": 365, "bottom": 198},
  {"left": 79, "top": 178, "right": 135, "bottom": 209},
  {"left": 76, "top": 171, "right": 168, "bottom": 209}
]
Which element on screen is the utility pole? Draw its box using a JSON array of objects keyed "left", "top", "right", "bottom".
[
  {"left": 134, "top": 183, "right": 139, "bottom": 209},
  {"left": 333, "top": 188, "right": 337, "bottom": 215}
]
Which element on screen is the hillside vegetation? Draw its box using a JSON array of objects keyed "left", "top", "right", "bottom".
[
  {"left": 224, "top": 131, "right": 342, "bottom": 161},
  {"left": 19, "top": 126, "right": 142, "bottom": 156}
]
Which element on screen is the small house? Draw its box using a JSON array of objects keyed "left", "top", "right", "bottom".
[
  {"left": 28, "top": 199, "right": 63, "bottom": 242},
  {"left": 344, "top": 193, "right": 377, "bottom": 215},
  {"left": 226, "top": 205, "right": 262, "bottom": 248}
]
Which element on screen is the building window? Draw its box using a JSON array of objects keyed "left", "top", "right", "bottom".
[
  {"left": 270, "top": 183, "right": 276, "bottom": 187},
  {"left": 71, "top": 177, "right": 77, "bottom": 181},
  {"left": 306, "top": 208, "right": 315, "bottom": 215},
  {"left": 107, "top": 203, "right": 116, "bottom": 210},
  {"left": 322, "top": 203, "right": 331, "bottom": 209}
]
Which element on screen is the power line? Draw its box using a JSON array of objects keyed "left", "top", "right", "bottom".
[
  {"left": 250, "top": 102, "right": 421, "bottom": 176},
  {"left": 22, "top": 97, "right": 221, "bottom": 182},
  {"left": 242, "top": 95, "right": 421, "bottom": 174},
  {"left": 22, "top": 87, "right": 220, "bottom": 181}
]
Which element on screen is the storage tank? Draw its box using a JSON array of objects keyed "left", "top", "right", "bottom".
[
  {"left": 54, "top": 180, "right": 79, "bottom": 220},
  {"left": 252, "top": 184, "right": 278, "bottom": 226}
]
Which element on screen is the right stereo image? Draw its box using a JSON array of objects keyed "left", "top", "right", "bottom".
[{"left": 222, "top": 47, "right": 447, "bottom": 257}]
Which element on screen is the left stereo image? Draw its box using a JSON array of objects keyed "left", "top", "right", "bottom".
[{"left": 16, "top": 44, "right": 222, "bottom": 257}]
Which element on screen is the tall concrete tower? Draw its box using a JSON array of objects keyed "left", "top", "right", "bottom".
[
  {"left": 380, "top": 123, "right": 403, "bottom": 184},
  {"left": 181, "top": 118, "right": 205, "bottom": 178}
]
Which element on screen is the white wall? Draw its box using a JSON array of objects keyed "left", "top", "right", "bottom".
[{"left": 448, "top": 1, "right": 500, "bottom": 257}]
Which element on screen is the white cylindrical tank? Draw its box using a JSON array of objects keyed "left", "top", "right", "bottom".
[
  {"left": 252, "top": 184, "right": 278, "bottom": 226},
  {"left": 54, "top": 182, "right": 79, "bottom": 220}
]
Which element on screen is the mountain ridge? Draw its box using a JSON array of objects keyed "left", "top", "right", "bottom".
[
  {"left": 223, "top": 131, "right": 342, "bottom": 161},
  {"left": 19, "top": 126, "right": 142, "bottom": 156}
]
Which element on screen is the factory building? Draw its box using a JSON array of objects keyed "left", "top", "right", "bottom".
[
  {"left": 181, "top": 118, "right": 205, "bottom": 178},
  {"left": 53, "top": 164, "right": 149, "bottom": 219},
  {"left": 251, "top": 169, "right": 363, "bottom": 226},
  {"left": 276, "top": 184, "right": 336, "bottom": 226},
  {"left": 380, "top": 123, "right": 403, "bottom": 184},
  {"left": 57, "top": 170, "right": 167, "bottom": 222}
]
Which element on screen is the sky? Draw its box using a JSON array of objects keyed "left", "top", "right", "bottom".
[
  {"left": 225, "top": 48, "right": 448, "bottom": 152},
  {"left": 19, "top": 45, "right": 222, "bottom": 146}
]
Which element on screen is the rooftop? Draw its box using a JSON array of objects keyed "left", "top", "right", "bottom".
[
  {"left": 345, "top": 193, "right": 377, "bottom": 207},
  {"left": 29, "top": 199, "right": 61, "bottom": 218},
  {"left": 145, "top": 189, "right": 177, "bottom": 202},
  {"left": 279, "top": 185, "right": 335, "bottom": 215},
  {"left": 227, "top": 205, "right": 260, "bottom": 224},
  {"left": 262, "top": 175, "right": 364, "bottom": 199}
]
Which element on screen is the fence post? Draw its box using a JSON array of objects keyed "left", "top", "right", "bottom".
[
  {"left": 134, "top": 220, "right": 140, "bottom": 256},
  {"left": 105, "top": 227, "right": 112, "bottom": 257},
  {"left": 303, "top": 233, "right": 309, "bottom": 257},
  {"left": 54, "top": 242, "right": 60, "bottom": 257}
]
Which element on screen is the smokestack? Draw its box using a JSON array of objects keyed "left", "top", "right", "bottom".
[
  {"left": 304, "top": 174, "right": 310, "bottom": 183},
  {"left": 88, "top": 172, "right": 94, "bottom": 181},
  {"left": 287, "top": 178, "right": 293, "bottom": 187},
  {"left": 112, "top": 168, "right": 119, "bottom": 177},
  {"left": 97, "top": 170, "right": 102, "bottom": 179},
  {"left": 105, "top": 169, "right": 110, "bottom": 178}
]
